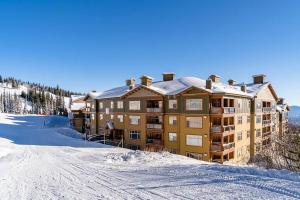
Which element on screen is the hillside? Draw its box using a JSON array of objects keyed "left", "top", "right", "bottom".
[
  {"left": 0, "top": 76, "right": 81, "bottom": 115},
  {"left": 0, "top": 113, "right": 299, "bottom": 200},
  {"left": 289, "top": 106, "right": 300, "bottom": 124}
]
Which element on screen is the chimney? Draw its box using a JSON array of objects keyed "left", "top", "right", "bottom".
[
  {"left": 126, "top": 78, "right": 135, "bottom": 89},
  {"left": 253, "top": 74, "right": 266, "bottom": 84},
  {"left": 140, "top": 75, "right": 153, "bottom": 86},
  {"left": 162, "top": 72, "right": 175, "bottom": 81},
  {"left": 241, "top": 84, "right": 247, "bottom": 92},
  {"left": 209, "top": 75, "right": 221, "bottom": 83},
  {"left": 278, "top": 98, "right": 285, "bottom": 104},
  {"left": 206, "top": 79, "right": 212, "bottom": 89},
  {"left": 228, "top": 79, "right": 236, "bottom": 86}
]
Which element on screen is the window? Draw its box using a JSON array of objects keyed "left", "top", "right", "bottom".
[
  {"left": 237, "top": 132, "right": 243, "bottom": 141},
  {"left": 256, "top": 115, "right": 262, "bottom": 124},
  {"left": 238, "top": 99, "right": 242, "bottom": 109},
  {"left": 168, "top": 100, "right": 177, "bottom": 109},
  {"left": 129, "top": 101, "right": 140, "bottom": 110},
  {"left": 91, "top": 103, "right": 95, "bottom": 109},
  {"left": 91, "top": 114, "right": 95, "bottom": 120},
  {"left": 186, "top": 152, "right": 203, "bottom": 160},
  {"left": 247, "top": 130, "right": 250, "bottom": 138},
  {"left": 99, "top": 102, "right": 103, "bottom": 109},
  {"left": 169, "top": 116, "right": 177, "bottom": 125},
  {"left": 129, "top": 116, "right": 140, "bottom": 125},
  {"left": 110, "top": 101, "right": 114, "bottom": 109},
  {"left": 99, "top": 114, "right": 103, "bottom": 120},
  {"left": 247, "top": 116, "right": 251, "bottom": 123},
  {"left": 237, "top": 148, "right": 243, "bottom": 157},
  {"left": 87, "top": 103, "right": 91, "bottom": 108},
  {"left": 117, "top": 101, "right": 123, "bottom": 109},
  {"left": 238, "top": 116, "right": 243, "bottom": 124},
  {"left": 186, "top": 117, "right": 202, "bottom": 128},
  {"left": 186, "top": 99, "right": 203, "bottom": 110},
  {"left": 169, "top": 132, "right": 177, "bottom": 141},
  {"left": 256, "top": 101, "right": 262, "bottom": 110},
  {"left": 117, "top": 115, "right": 123, "bottom": 123},
  {"left": 186, "top": 135, "right": 202, "bottom": 146},
  {"left": 129, "top": 130, "right": 140, "bottom": 139},
  {"left": 110, "top": 115, "right": 114, "bottom": 120},
  {"left": 105, "top": 108, "right": 109, "bottom": 114},
  {"left": 256, "top": 129, "right": 261, "bottom": 137}
]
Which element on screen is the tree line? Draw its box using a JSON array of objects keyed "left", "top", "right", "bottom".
[{"left": 0, "top": 75, "right": 83, "bottom": 116}]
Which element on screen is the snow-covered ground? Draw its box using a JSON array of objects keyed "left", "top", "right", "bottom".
[{"left": 0, "top": 114, "right": 299, "bottom": 200}]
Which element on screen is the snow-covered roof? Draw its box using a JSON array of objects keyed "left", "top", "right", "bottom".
[
  {"left": 71, "top": 95, "right": 85, "bottom": 102},
  {"left": 276, "top": 104, "right": 289, "bottom": 113},
  {"left": 84, "top": 91, "right": 102, "bottom": 100},
  {"left": 238, "top": 82, "right": 270, "bottom": 97},
  {"left": 96, "top": 76, "right": 255, "bottom": 100},
  {"left": 71, "top": 103, "right": 86, "bottom": 111}
]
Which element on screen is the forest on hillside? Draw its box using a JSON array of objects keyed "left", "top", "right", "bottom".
[{"left": 0, "top": 75, "right": 82, "bottom": 115}]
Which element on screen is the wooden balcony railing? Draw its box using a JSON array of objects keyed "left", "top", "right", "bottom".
[
  {"left": 211, "top": 125, "right": 235, "bottom": 133},
  {"left": 224, "top": 107, "right": 235, "bottom": 114},
  {"left": 146, "top": 108, "right": 162, "bottom": 112},
  {"left": 262, "top": 107, "right": 272, "bottom": 112},
  {"left": 211, "top": 142, "right": 235, "bottom": 152},
  {"left": 146, "top": 139, "right": 162, "bottom": 145},
  {"left": 146, "top": 123, "right": 162, "bottom": 129},
  {"left": 210, "top": 107, "right": 235, "bottom": 114},
  {"left": 262, "top": 120, "right": 272, "bottom": 125}
]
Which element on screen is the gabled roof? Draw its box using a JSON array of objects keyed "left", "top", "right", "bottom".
[
  {"left": 95, "top": 76, "right": 252, "bottom": 100},
  {"left": 83, "top": 91, "right": 102, "bottom": 101},
  {"left": 241, "top": 82, "right": 279, "bottom": 101}
]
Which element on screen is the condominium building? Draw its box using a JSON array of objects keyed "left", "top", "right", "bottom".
[{"left": 81, "top": 73, "right": 288, "bottom": 164}]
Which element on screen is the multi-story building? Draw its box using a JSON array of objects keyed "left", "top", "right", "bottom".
[
  {"left": 69, "top": 95, "right": 86, "bottom": 133},
  {"left": 277, "top": 98, "right": 290, "bottom": 137},
  {"left": 83, "top": 91, "right": 101, "bottom": 137},
  {"left": 81, "top": 73, "right": 288, "bottom": 164}
]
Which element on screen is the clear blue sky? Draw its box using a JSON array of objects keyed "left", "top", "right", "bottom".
[{"left": 0, "top": 0, "right": 299, "bottom": 105}]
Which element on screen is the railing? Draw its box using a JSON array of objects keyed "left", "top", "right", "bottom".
[
  {"left": 224, "top": 125, "right": 235, "bottom": 132},
  {"left": 263, "top": 131, "right": 272, "bottom": 137},
  {"left": 210, "top": 107, "right": 223, "bottom": 114},
  {"left": 211, "top": 125, "right": 235, "bottom": 133},
  {"left": 211, "top": 126, "right": 222, "bottom": 133},
  {"left": 262, "top": 107, "right": 272, "bottom": 112},
  {"left": 211, "top": 142, "right": 235, "bottom": 152},
  {"left": 210, "top": 107, "right": 235, "bottom": 114},
  {"left": 147, "top": 124, "right": 162, "bottom": 129},
  {"left": 224, "top": 107, "right": 235, "bottom": 114},
  {"left": 146, "top": 139, "right": 162, "bottom": 145},
  {"left": 146, "top": 108, "right": 162, "bottom": 112},
  {"left": 262, "top": 120, "right": 272, "bottom": 125}
]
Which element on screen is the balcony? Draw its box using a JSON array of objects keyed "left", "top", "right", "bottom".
[
  {"left": 224, "top": 125, "right": 235, "bottom": 132},
  {"left": 262, "top": 120, "right": 272, "bottom": 125},
  {"left": 211, "top": 125, "right": 235, "bottom": 135},
  {"left": 211, "top": 126, "right": 222, "bottom": 133},
  {"left": 211, "top": 142, "right": 235, "bottom": 152},
  {"left": 146, "top": 108, "right": 162, "bottom": 112},
  {"left": 262, "top": 107, "right": 272, "bottom": 112},
  {"left": 224, "top": 107, "right": 235, "bottom": 114},
  {"left": 210, "top": 107, "right": 235, "bottom": 114},
  {"left": 146, "top": 123, "right": 162, "bottom": 129},
  {"left": 146, "top": 138, "right": 162, "bottom": 145},
  {"left": 263, "top": 131, "right": 272, "bottom": 137}
]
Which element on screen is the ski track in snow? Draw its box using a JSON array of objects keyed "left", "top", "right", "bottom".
[{"left": 0, "top": 113, "right": 299, "bottom": 200}]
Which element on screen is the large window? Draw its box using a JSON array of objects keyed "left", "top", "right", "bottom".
[
  {"left": 99, "top": 114, "right": 103, "bottom": 120},
  {"left": 237, "top": 132, "right": 243, "bottom": 141},
  {"left": 186, "top": 117, "right": 202, "bottom": 128},
  {"left": 105, "top": 108, "right": 109, "bottom": 114},
  {"left": 169, "top": 116, "right": 177, "bottom": 125},
  {"left": 186, "top": 135, "right": 202, "bottom": 146},
  {"left": 110, "top": 101, "right": 114, "bottom": 109},
  {"left": 110, "top": 115, "right": 114, "bottom": 120},
  {"left": 129, "top": 101, "right": 140, "bottom": 110},
  {"left": 186, "top": 152, "right": 203, "bottom": 160},
  {"left": 99, "top": 102, "right": 103, "bottom": 109},
  {"left": 91, "top": 114, "right": 95, "bottom": 120},
  {"left": 117, "top": 101, "right": 123, "bottom": 109},
  {"left": 168, "top": 132, "right": 177, "bottom": 141},
  {"left": 256, "top": 115, "right": 262, "bottom": 124},
  {"left": 256, "top": 129, "right": 261, "bottom": 137},
  {"left": 129, "top": 116, "right": 140, "bottom": 125},
  {"left": 129, "top": 130, "right": 140, "bottom": 139},
  {"left": 186, "top": 99, "right": 203, "bottom": 111},
  {"left": 117, "top": 115, "right": 123, "bottom": 123},
  {"left": 168, "top": 100, "right": 177, "bottom": 109},
  {"left": 238, "top": 116, "right": 243, "bottom": 124}
]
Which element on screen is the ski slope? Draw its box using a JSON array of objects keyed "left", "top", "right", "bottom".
[{"left": 0, "top": 114, "right": 299, "bottom": 200}]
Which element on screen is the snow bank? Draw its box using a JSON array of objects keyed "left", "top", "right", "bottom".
[{"left": 55, "top": 127, "right": 83, "bottom": 140}]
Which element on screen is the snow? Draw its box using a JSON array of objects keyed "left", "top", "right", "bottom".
[{"left": 0, "top": 113, "right": 300, "bottom": 200}]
